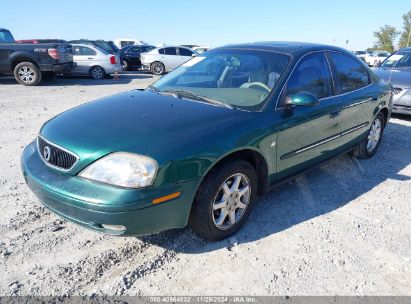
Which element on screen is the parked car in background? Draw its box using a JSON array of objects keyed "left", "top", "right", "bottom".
[
  {"left": 373, "top": 47, "right": 411, "bottom": 115},
  {"left": 0, "top": 28, "right": 74, "bottom": 85},
  {"left": 181, "top": 44, "right": 199, "bottom": 49},
  {"left": 16, "top": 39, "right": 67, "bottom": 44},
  {"left": 114, "top": 38, "right": 147, "bottom": 49},
  {"left": 70, "top": 44, "right": 121, "bottom": 79},
  {"left": 22, "top": 42, "right": 392, "bottom": 241},
  {"left": 120, "top": 44, "right": 155, "bottom": 70},
  {"left": 68, "top": 40, "right": 119, "bottom": 55},
  {"left": 365, "top": 51, "right": 390, "bottom": 67},
  {"left": 192, "top": 46, "right": 211, "bottom": 53},
  {"left": 352, "top": 50, "right": 370, "bottom": 61},
  {"left": 140, "top": 46, "right": 198, "bottom": 75}
]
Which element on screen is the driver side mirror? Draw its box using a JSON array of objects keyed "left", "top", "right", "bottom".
[{"left": 286, "top": 92, "right": 319, "bottom": 107}]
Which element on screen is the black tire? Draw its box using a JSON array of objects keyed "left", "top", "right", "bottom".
[
  {"left": 352, "top": 112, "right": 385, "bottom": 159},
  {"left": 189, "top": 160, "right": 258, "bottom": 241},
  {"left": 42, "top": 71, "right": 56, "bottom": 81},
  {"left": 89, "top": 66, "right": 105, "bottom": 80},
  {"left": 122, "top": 60, "right": 130, "bottom": 71},
  {"left": 14, "top": 62, "right": 42, "bottom": 86},
  {"left": 150, "top": 61, "right": 165, "bottom": 75}
]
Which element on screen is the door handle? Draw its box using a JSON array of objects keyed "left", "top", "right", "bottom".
[
  {"left": 87, "top": 57, "right": 94, "bottom": 60},
  {"left": 329, "top": 109, "right": 341, "bottom": 118}
]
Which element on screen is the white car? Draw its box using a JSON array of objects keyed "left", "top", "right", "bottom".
[
  {"left": 365, "top": 51, "right": 390, "bottom": 67},
  {"left": 140, "top": 46, "right": 198, "bottom": 75},
  {"left": 70, "top": 44, "right": 122, "bottom": 79}
]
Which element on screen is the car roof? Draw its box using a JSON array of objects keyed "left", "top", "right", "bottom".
[{"left": 213, "top": 41, "right": 348, "bottom": 55}]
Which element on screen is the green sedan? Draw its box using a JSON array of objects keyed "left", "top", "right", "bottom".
[{"left": 21, "top": 42, "right": 392, "bottom": 241}]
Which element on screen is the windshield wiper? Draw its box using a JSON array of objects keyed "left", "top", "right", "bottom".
[
  {"left": 163, "top": 89, "right": 233, "bottom": 109},
  {"left": 147, "top": 85, "right": 159, "bottom": 92}
]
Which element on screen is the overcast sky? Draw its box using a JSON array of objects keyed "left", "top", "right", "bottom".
[{"left": 2, "top": 0, "right": 410, "bottom": 50}]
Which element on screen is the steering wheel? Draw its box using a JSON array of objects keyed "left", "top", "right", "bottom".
[{"left": 240, "top": 82, "right": 271, "bottom": 93}]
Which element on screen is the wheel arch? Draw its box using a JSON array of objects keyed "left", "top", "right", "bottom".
[
  {"left": 11, "top": 56, "right": 39, "bottom": 70},
  {"left": 199, "top": 148, "right": 269, "bottom": 196}
]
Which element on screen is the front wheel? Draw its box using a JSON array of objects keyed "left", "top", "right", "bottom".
[
  {"left": 89, "top": 66, "right": 105, "bottom": 79},
  {"left": 189, "top": 160, "right": 258, "bottom": 241},
  {"left": 352, "top": 112, "right": 385, "bottom": 159}
]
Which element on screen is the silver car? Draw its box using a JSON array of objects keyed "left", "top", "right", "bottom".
[
  {"left": 140, "top": 46, "right": 198, "bottom": 75},
  {"left": 70, "top": 44, "right": 122, "bottom": 79},
  {"left": 373, "top": 47, "right": 411, "bottom": 115}
]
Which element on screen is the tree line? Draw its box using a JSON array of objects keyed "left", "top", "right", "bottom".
[{"left": 367, "top": 10, "right": 411, "bottom": 53}]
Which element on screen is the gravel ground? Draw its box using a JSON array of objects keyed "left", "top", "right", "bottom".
[{"left": 0, "top": 73, "right": 410, "bottom": 296}]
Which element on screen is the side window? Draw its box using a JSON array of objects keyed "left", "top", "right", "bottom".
[
  {"left": 286, "top": 52, "right": 333, "bottom": 100},
  {"left": 178, "top": 48, "right": 194, "bottom": 56},
  {"left": 129, "top": 47, "right": 141, "bottom": 53},
  {"left": 329, "top": 52, "right": 370, "bottom": 93},
  {"left": 164, "top": 47, "right": 177, "bottom": 55},
  {"left": 396, "top": 52, "right": 411, "bottom": 68},
  {"left": 76, "top": 46, "right": 96, "bottom": 56},
  {"left": 73, "top": 46, "right": 81, "bottom": 56},
  {"left": 158, "top": 48, "right": 165, "bottom": 54}
]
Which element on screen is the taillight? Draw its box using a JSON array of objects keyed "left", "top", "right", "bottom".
[
  {"left": 48, "top": 48, "right": 60, "bottom": 60},
  {"left": 110, "top": 56, "right": 116, "bottom": 65}
]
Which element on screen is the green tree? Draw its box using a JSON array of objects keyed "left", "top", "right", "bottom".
[
  {"left": 398, "top": 11, "right": 411, "bottom": 48},
  {"left": 373, "top": 25, "right": 399, "bottom": 52}
]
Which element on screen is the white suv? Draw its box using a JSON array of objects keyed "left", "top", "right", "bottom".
[{"left": 140, "top": 46, "right": 198, "bottom": 75}]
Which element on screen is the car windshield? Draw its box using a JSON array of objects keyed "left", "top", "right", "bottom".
[
  {"left": 380, "top": 51, "right": 411, "bottom": 68},
  {"left": 151, "top": 49, "right": 290, "bottom": 111}
]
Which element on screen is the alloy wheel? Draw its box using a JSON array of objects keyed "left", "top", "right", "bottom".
[
  {"left": 212, "top": 173, "right": 251, "bottom": 230},
  {"left": 152, "top": 63, "right": 164, "bottom": 75},
  {"left": 367, "top": 118, "right": 382, "bottom": 152},
  {"left": 92, "top": 68, "right": 104, "bottom": 79},
  {"left": 18, "top": 66, "right": 35, "bottom": 83}
]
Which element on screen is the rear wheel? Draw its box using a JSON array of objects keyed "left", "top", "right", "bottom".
[
  {"left": 14, "top": 62, "right": 41, "bottom": 86},
  {"left": 90, "top": 66, "right": 105, "bottom": 79},
  {"left": 151, "top": 62, "right": 165, "bottom": 75},
  {"left": 189, "top": 160, "right": 258, "bottom": 241},
  {"left": 122, "top": 59, "right": 130, "bottom": 71},
  {"left": 352, "top": 112, "right": 385, "bottom": 159}
]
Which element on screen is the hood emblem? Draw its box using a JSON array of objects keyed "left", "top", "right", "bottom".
[{"left": 43, "top": 146, "right": 51, "bottom": 161}]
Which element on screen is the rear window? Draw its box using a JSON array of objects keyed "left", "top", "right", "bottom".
[
  {"left": 0, "top": 30, "right": 15, "bottom": 43},
  {"left": 329, "top": 52, "right": 370, "bottom": 93}
]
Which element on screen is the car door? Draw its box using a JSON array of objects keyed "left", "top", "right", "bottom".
[
  {"left": 327, "top": 51, "right": 378, "bottom": 145},
  {"left": 72, "top": 46, "right": 97, "bottom": 74},
  {"left": 160, "top": 47, "right": 180, "bottom": 71},
  {"left": 178, "top": 47, "right": 195, "bottom": 65},
  {"left": 276, "top": 52, "right": 343, "bottom": 178},
  {"left": 126, "top": 46, "right": 141, "bottom": 64}
]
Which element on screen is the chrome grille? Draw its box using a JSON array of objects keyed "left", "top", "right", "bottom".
[
  {"left": 393, "top": 87, "right": 403, "bottom": 95},
  {"left": 37, "top": 136, "right": 78, "bottom": 171}
]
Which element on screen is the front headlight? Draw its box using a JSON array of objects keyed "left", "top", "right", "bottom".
[{"left": 78, "top": 152, "right": 158, "bottom": 188}]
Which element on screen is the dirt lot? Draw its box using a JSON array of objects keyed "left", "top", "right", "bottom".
[{"left": 0, "top": 74, "right": 410, "bottom": 296}]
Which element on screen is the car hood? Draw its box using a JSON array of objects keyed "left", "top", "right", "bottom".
[
  {"left": 40, "top": 90, "right": 246, "bottom": 171},
  {"left": 373, "top": 67, "right": 411, "bottom": 88}
]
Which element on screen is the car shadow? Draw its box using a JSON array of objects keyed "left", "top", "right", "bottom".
[
  {"left": 392, "top": 113, "right": 411, "bottom": 122},
  {"left": 0, "top": 72, "right": 153, "bottom": 86},
  {"left": 137, "top": 120, "right": 411, "bottom": 253}
]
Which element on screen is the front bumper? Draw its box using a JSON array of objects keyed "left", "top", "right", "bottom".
[{"left": 21, "top": 141, "right": 200, "bottom": 236}]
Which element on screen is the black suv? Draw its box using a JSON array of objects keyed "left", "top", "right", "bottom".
[
  {"left": 120, "top": 45, "right": 155, "bottom": 70},
  {"left": 0, "top": 28, "right": 74, "bottom": 85}
]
